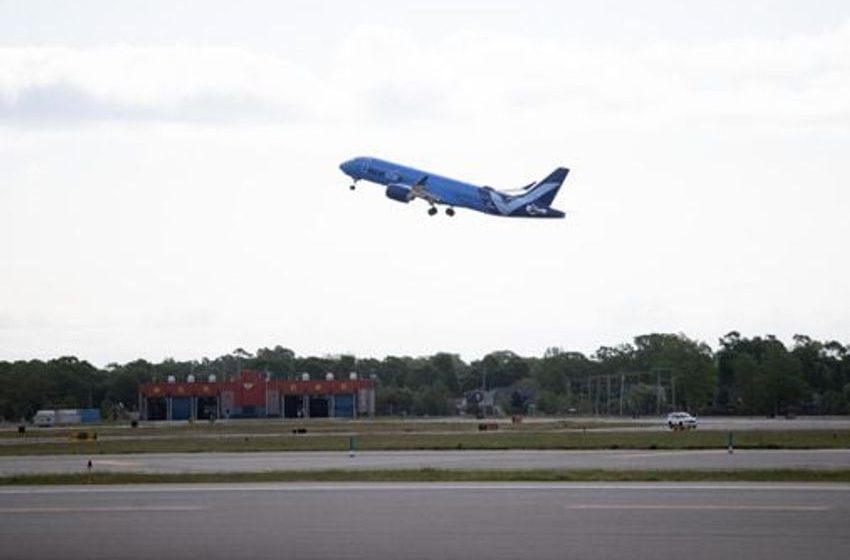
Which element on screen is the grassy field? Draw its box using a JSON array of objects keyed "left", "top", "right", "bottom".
[
  {"left": 0, "top": 418, "right": 644, "bottom": 439},
  {"left": 1, "top": 429, "right": 848, "bottom": 456},
  {"left": 2, "top": 468, "right": 849, "bottom": 485}
]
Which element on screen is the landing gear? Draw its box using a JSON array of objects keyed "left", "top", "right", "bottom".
[
  {"left": 446, "top": 207, "right": 455, "bottom": 217},
  {"left": 349, "top": 184, "right": 356, "bottom": 191},
  {"left": 428, "top": 207, "right": 438, "bottom": 216}
]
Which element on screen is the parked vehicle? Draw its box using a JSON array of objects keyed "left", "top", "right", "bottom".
[
  {"left": 666, "top": 411, "right": 698, "bottom": 430},
  {"left": 56, "top": 409, "right": 83, "bottom": 425},
  {"left": 33, "top": 410, "right": 56, "bottom": 427},
  {"left": 32, "top": 408, "right": 100, "bottom": 427}
]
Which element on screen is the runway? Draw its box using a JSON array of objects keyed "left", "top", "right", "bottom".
[
  {"left": 2, "top": 449, "right": 849, "bottom": 475},
  {"left": 1, "top": 482, "right": 848, "bottom": 559}
]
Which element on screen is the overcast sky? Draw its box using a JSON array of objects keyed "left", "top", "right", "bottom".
[{"left": 1, "top": 1, "right": 849, "bottom": 366}]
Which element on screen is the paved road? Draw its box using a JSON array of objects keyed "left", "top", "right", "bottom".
[
  {"left": 1, "top": 482, "right": 848, "bottom": 559},
  {"left": 2, "top": 449, "right": 849, "bottom": 475},
  {"left": 674, "top": 416, "right": 850, "bottom": 431}
]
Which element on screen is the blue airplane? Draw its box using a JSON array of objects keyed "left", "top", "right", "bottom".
[{"left": 339, "top": 157, "right": 568, "bottom": 218}]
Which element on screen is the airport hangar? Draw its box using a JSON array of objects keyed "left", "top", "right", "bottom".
[{"left": 138, "top": 370, "right": 376, "bottom": 421}]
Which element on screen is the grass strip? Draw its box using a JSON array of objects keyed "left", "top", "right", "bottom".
[
  {"left": 2, "top": 468, "right": 850, "bottom": 485},
  {"left": 1, "top": 429, "right": 848, "bottom": 456},
  {"left": 0, "top": 419, "right": 647, "bottom": 440}
]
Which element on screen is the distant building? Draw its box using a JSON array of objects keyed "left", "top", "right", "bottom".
[{"left": 138, "top": 370, "right": 375, "bottom": 421}]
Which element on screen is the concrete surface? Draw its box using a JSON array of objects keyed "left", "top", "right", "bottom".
[
  {"left": 1, "top": 449, "right": 849, "bottom": 475},
  {"left": 1, "top": 482, "right": 848, "bottom": 559}
]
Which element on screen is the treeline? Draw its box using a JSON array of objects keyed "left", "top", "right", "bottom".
[{"left": 1, "top": 332, "right": 848, "bottom": 421}]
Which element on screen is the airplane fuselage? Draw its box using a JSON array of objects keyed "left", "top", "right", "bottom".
[{"left": 340, "top": 157, "right": 567, "bottom": 218}]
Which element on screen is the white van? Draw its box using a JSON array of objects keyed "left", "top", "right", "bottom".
[{"left": 33, "top": 410, "right": 56, "bottom": 427}]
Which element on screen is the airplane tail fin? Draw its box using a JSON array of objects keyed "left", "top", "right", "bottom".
[{"left": 525, "top": 167, "right": 569, "bottom": 207}]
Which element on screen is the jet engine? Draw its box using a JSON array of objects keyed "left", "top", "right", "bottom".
[{"left": 385, "top": 183, "right": 414, "bottom": 203}]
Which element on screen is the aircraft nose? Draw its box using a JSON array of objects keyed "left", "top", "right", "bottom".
[{"left": 340, "top": 159, "right": 357, "bottom": 176}]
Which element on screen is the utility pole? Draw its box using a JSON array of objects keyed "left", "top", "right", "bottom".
[
  {"left": 671, "top": 373, "right": 676, "bottom": 411},
  {"left": 619, "top": 373, "right": 625, "bottom": 416},
  {"left": 656, "top": 371, "right": 661, "bottom": 415},
  {"left": 595, "top": 376, "right": 601, "bottom": 415}
]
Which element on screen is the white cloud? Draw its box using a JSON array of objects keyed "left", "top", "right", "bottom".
[
  {"left": 1, "top": 21, "right": 848, "bottom": 127},
  {"left": 0, "top": 45, "right": 320, "bottom": 123}
]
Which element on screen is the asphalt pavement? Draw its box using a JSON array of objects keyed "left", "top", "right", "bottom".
[
  {"left": 2, "top": 448, "right": 849, "bottom": 475},
  {"left": 1, "top": 482, "right": 848, "bottom": 559}
]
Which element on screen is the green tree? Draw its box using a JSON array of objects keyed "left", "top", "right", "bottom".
[
  {"left": 472, "top": 351, "right": 529, "bottom": 389},
  {"left": 631, "top": 333, "right": 717, "bottom": 413},
  {"left": 253, "top": 346, "right": 296, "bottom": 378},
  {"left": 792, "top": 335, "right": 848, "bottom": 413},
  {"left": 412, "top": 382, "right": 452, "bottom": 416},
  {"left": 720, "top": 334, "right": 808, "bottom": 415},
  {"left": 532, "top": 350, "right": 596, "bottom": 398},
  {"left": 428, "top": 353, "right": 462, "bottom": 393},
  {"left": 375, "top": 386, "right": 415, "bottom": 416}
]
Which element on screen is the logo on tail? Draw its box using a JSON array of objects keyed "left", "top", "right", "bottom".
[
  {"left": 526, "top": 168, "right": 569, "bottom": 208},
  {"left": 487, "top": 167, "right": 568, "bottom": 217}
]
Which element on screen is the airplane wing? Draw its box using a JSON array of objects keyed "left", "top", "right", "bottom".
[
  {"left": 385, "top": 174, "right": 461, "bottom": 216},
  {"left": 410, "top": 176, "right": 442, "bottom": 205}
]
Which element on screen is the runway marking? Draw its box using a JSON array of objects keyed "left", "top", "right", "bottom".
[
  {"left": 563, "top": 504, "right": 829, "bottom": 512},
  {"left": 617, "top": 450, "right": 721, "bottom": 459},
  {"left": 89, "top": 460, "right": 141, "bottom": 467},
  {"left": 0, "top": 506, "right": 204, "bottom": 514},
  {"left": 618, "top": 449, "right": 850, "bottom": 457},
  {"left": 2, "top": 482, "right": 850, "bottom": 494}
]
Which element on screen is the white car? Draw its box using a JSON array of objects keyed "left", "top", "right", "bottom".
[{"left": 667, "top": 412, "right": 698, "bottom": 430}]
